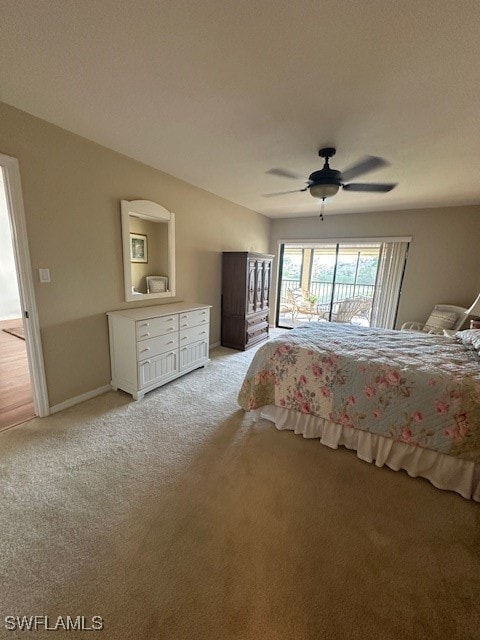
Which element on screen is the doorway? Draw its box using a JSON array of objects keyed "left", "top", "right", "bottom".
[
  {"left": 0, "top": 168, "right": 33, "bottom": 428},
  {"left": 0, "top": 153, "right": 49, "bottom": 429}
]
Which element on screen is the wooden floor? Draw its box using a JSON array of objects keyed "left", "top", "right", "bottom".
[{"left": 0, "top": 318, "right": 34, "bottom": 432}]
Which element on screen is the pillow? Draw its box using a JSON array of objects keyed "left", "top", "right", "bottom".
[
  {"left": 456, "top": 328, "right": 480, "bottom": 347},
  {"left": 423, "top": 309, "right": 458, "bottom": 333}
]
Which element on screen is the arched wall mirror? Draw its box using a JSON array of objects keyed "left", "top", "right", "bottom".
[{"left": 121, "top": 199, "right": 176, "bottom": 302}]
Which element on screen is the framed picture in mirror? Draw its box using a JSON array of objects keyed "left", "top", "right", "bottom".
[{"left": 130, "top": 233, "right": 148, "bottom": 263}]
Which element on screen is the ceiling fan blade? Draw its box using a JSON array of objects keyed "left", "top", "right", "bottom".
[
  {"left": 266, "top": 168, "right": 304, "bottom": 180},
  {"left": 342, "top": 183, "right": 397, "bottom": 192},
  {"left": 262, "top": 188, "right": 308, "bottom": 198},
  {"left": 340, "top": 156, "right": 389, "bottom": 182}
]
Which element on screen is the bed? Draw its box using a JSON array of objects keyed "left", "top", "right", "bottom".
[{"left": 237, "top": 322, "right": 480, "bottom": 501}]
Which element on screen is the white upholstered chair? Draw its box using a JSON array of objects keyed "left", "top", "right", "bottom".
[
  {"left": 401, "top": 304, "right": 467, "bottom": 335},
  {"left": 146, "top": 275, "right": 168, "bottom": 293}
]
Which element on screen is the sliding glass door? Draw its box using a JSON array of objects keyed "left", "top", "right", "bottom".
[{"left": 277, "top": 240, "right": 408, "bottom": 329}]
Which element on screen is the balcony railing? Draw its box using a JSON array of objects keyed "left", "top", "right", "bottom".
[
  {"left": 280, "top": 279, "right": 301, "bottom": 299},
  {"left": 280, "top": 279, "right": 375, "bottom": 304}
]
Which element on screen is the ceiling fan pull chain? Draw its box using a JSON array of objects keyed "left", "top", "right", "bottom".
[{"left": 319, "top": 199, "right": 325, "bottom": 221}]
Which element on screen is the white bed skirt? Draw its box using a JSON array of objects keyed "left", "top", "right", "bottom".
[{"left": 254, "top": 405, "right": 480, "bottom": 502}]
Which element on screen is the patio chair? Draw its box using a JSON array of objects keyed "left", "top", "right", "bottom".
[
  {"left": 292, "top": 289, "right": 319, "bottom": 321},
  {"left": 317, "top": 296, "right": 373, "bottom": 324},
  {"left": 279, "top": 290, "right": 297, "bottom": 323}
]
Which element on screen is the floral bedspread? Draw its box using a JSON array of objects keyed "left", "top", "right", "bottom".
[{"left": 238, "top": 323, "right": 480, "bottom": 461}]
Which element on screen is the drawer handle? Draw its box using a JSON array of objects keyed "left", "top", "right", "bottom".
[
  {"left": 200, "top": 331, "right": 207, "bottom": 335},
  {"left": 140, "top": 322, "right": 149, "bottom": 327},
  {"left": 181, "top": 336, "right": 187, "bottom": 340},
  {"left": 144, "top": 359, "right": 151, "bottom": 364},
  {"left": 139, "top": 332, "right": 150, "bottom": 338},
  {"left": 167, "top": 317, "right": 174, "bottom": 321},
  {"left": 167, "top": 327, "right": 175, "bottom": 332},
  {"left": 181, "top": 323, "right": 188, "bottom": 328},
  {"left": 181, "top": 314, "right": 188, "bottom": 318},
  {"left": 140, "top": 347, "right": 151, "bottom": 353},
  {"left": 167, "top": 340, "right": 175, "bottom": 344}
]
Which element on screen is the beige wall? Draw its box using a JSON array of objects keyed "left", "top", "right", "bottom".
[
  {"left": 0, "top": 102, "right": 271, "bottom": 406},
  {"left": 270, "top": 206, "right": 480, "bottom": 328}
]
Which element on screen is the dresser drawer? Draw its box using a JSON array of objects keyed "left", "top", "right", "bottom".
[
  {"left": 179, "top": 339, "right": 209, "bottom": 371},
  {"left": 137, "top": 333, "right": 179, "bottom": 361},
  {"left": 180, "top": 324, "right": 210, "bottom": 346},
  {"left": 246, "top": 324, "right": 269, "bottom": 345},
  {"left": 246, "top": 312, "right": 269, "bottom": 329},
  {"left": 136, "top": 315, "right": 178, "bottom": 340},
  {"left": 247, "top": 320, "right": 269, "bottom": 337},
  {"left": 178, "top": 308, "right": 210, "bottom": 330},
  {"left": 138, "top": 350, "right": 179, "bottom": 389}
]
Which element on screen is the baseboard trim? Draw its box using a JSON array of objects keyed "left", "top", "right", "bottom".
[
  {"left": 209, "top": 341, "right": 220, "bottom": 349},
  {"left": 50, "top": 385, "right": 112, "bottom": 414}
]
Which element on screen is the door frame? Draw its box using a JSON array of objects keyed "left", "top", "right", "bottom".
[{"left": 1, "top": 153, "right": 49, "bottom": 417}]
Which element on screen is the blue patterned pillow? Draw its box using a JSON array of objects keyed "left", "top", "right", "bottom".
[{"left": 456, "top": 329, "right": 480, "bottom": 348}]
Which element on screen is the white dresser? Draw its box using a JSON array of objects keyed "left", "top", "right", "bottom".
[{"left": 107, "top": 302, "right": 211, "bottom": 400}]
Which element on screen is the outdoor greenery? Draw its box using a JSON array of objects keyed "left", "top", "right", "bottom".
[
  {"left": 312, "top": 255, "right": 379, "bottom": 285},
  {"left": 305, "top": 293, "right": 319, "bottom": 305},
  {"left": 282, "top": 255, "right": 302, "bottom": 280},
  {"left": 282, "top": 251, "right": 379, "bottom": 285}
]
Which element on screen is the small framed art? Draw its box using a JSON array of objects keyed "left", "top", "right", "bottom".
[{"left": 130, "top": 233, "right": 148, "bottom": 263}]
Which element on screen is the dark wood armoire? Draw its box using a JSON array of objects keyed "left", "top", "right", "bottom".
[{"left": 221, "top": 251, "right": 274, "bottom": 350}]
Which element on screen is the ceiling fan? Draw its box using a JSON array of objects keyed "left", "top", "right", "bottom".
[{"left": 263, "top": 147, "right": 397, "bottom": 200}]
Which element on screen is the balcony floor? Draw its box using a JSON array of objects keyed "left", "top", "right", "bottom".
[{"left": 278, "top": 312, "right": 370, "bottom": 329}]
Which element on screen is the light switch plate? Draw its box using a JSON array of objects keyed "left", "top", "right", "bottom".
[{"left": 39, "top": 268, "right": 51, "bottom": 283}]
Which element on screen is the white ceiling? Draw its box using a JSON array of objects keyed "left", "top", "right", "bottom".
[{"left": 1, "top": 0, "right": 480, "bottom": 218}]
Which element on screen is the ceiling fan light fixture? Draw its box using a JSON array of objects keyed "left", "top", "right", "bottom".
[
  {"left": 309, "top": 183, "right": 340, "bottom": 199},
  {"left": 262, "top": 147, "right": 397, "bottom": 201}
]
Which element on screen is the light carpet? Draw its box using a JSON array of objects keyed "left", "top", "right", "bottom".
[{"left": 0, "top": 341, "right": 479, "bottom": 639}]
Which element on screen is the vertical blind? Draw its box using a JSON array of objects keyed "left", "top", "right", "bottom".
[{"left": 370, "top": 241, "right": 409, "bottom": 329}]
